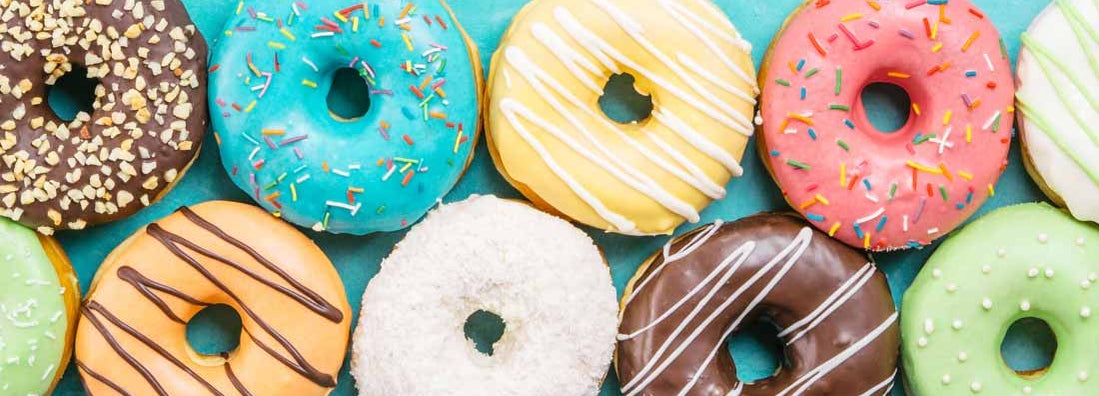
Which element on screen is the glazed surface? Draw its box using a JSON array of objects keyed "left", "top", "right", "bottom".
[
  {"left": 1016, "top": 0, "right": 1099, "bottom": 224},
  {"left": 210, "top": 0, "right": 481, "bottom": 235},
  {"left": 352, "top": 195, "right": 618, "bottom": 395},
  {"left": 74, "top": 201, "right": 351, "bottom": 396},
  {"left": 486, "top": 0, "right": 757, "bottom": 235},
  {"left": 902, "top": 203, "right": 1099, "bottom": 395},
  {"left": 0, "top": 0, "right": 208, "bottom": 234},
  {"left": 760, "top": 0, "right": 1014, "bottom": 250},
  {"left": 0, "top": 218, "right": 77, "bottom": 395},
  {"left": 616, "top": 214, "right": 898, "bottom": 396}
]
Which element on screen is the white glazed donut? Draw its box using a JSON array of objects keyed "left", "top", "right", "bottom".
[{"left": 350, "top": 195, "right": 618, "bottom": 395}]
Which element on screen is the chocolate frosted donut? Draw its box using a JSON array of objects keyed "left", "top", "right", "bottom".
[
  {"left": 0, "top": 0, "right": 207, "bottom": 234},
  {"left": 616, "top": 214, "right": 899, "bottom": 395}
]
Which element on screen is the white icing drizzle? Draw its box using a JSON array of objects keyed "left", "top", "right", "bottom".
[
  {"left": 777, "top": 263, "right": 877, "bottom": 345},
  {"left": 620, "top": 228, "right": 813, "bottom": 395},
  {"left": 856, "top": 370, "right": 897, "bottom": 396},
  {"left": 623, "top": 220, "right": 725, "bottom": 307},
  {"left": 659, "top": 0, "right": 756, "bottom": 92},
  {"left": 775, "top": 312, "right": 899, "bottom": 396}
]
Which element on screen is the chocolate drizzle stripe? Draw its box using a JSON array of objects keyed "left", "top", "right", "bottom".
[
  {"left": 225, "top": 362, "right": 254, "bottom": 396},
  {"left": 80, "top": 305, "right": 169, "bottom": 396},
  {"left": 85, "top": 301, "right": 225, "bottom": 395},
  {"left": 179, "top": 206, "right": 344, "bottom": 323},
  {"left": 76, "top": 359, "right": 133, "bottom": 396},
  {"left": 134, "top": 207, "right": 338, "bottom": 387},
  {"left": 118, "top": 266, "right": 212, "bottom": 324}
]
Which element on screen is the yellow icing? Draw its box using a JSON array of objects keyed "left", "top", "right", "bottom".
[{"left": 486, "top": 0, "right": 757, "bottom": 235}]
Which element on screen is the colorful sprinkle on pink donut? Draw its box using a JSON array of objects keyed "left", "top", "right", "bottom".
[{"left": 760, "top": 0, "right": 1014, "bottom": 250}]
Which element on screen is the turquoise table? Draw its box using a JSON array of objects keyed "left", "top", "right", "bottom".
[{"left": 48, "top": 0, "right": 1055, "bottom": 395}]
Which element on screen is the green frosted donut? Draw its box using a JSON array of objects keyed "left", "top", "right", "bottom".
[{"left": 902, "top": 203, "right": 1099, "bottom": 395}]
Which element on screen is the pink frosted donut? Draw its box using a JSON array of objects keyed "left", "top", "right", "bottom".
[{"left": 759, "top": 0, "right": 1014, "bottom": 251}]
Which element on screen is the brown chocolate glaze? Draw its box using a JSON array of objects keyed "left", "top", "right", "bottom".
[
  {"left": 616, "top": 213, "right": 899, "bottom": 396},
  {"left": 0, "top": 0, "right": 207, "bottom": 234},
  {"left": 77, "top": 206, "right": 344, "bottom": 393}
]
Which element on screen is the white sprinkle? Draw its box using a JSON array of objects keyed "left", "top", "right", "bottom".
[
  {"left": 903, "top": 215, "right": 910, "bottom": 232},
  {"left": 924, "top": 319, "right": 935, "bottom": 334},
  {"left": 1080, "top": 371, "right": 1090, "bottom": 382},
  {"left": 1077, "top": 237, "right": 1087, "bottom": 246},
  {"left": 1020, "top": 300, "right": 1032, "bottom": 311},
  {"left": 983, "top": 53, "right": 995, "bottom": 71},
  {"left": 918, "top": 337, "right": 929, "bottom": 347},
  {"left": 332, "top": 169, "right": 351, "bottom": 177},
  {"left": 1027, "top": 268, "right": 1039, "bottom": 278},
  {"left": 942, "top": 374, "right": 952, "bottom": 384},
  {"left": 932, "top": 269, "right": 943, "bottom": 279},
  {"left": 981, "top": 265, "right": 992, "bottom": 274},
  {"left": 958, "top": 352, "right": 969, "bottom": 362},
  {"left": 997, "top": 248, "right": 1007, "bottom": 257},
  {"left": 981, "top": 298, "right": 993, "bottom": 310},
  {"left": 1038, "top": 233, "right": 1049, "bottom": 243},
  {"left": 952, "top": 319, "right": 964, "bottom": 330},
  {"left": 928, "top": 228, "right": 940, "bottom": 235},
  {"left": 970, "top": 381, "right": 982, "bottom": 392},
  {"left": 1045, "top": 268, "right": 1055, "bottom": 278},
  {"left": 856, "top": 207, "right": 886, "bottom": 225},
  {"left": 982, "top": 110, "right": 1001, "bottom": 130},
  {"left": 1082, "top": 307, "right": 1092, "bottom": 318}
]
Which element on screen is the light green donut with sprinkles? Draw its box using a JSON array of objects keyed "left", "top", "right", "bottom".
[
  {"left": 902, "top": 203, "right": 1099, "bottom": 395},
  {"left": 0, "top": 217, "right": 79, "bottom": 395}
]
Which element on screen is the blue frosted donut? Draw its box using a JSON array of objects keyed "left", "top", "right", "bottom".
[{"left": 210, "top": 0, "right": 482, "bottom": 234}]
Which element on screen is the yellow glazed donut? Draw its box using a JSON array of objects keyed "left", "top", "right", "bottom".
[
  {"left": 74, "top": 201, "right": 351, "bottom": 396},
  {"left": 486, "top": 0, "right": 758, "bottom": 235}
]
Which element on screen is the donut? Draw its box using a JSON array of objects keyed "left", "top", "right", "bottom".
[
  {"left": 1016, "top": 0, "right": 1099, "bottom": 224},
  {"left": 616, "top": 213, "right": 899, "bottom": 395},
  {"left": 485, "top": 0, "right": 758, "bottom": 236},
  {"left": 901, "top": 203, "right": 1099, "bottom": 394},
  {"left": 0, "top": 0, "right": 208, "bottom": 235},
  {"left": 209, "top": 0, "right": 482, "bottom": 235},
  {"left": 74, "top": 201, "right": 351, "bottom": 395},
  {"left": 758, "top": 0, "right": 1014, "bottom": 250},
  {"left": 351, "top": 195, "right": 618, "bottom": 395},
  {"left": 0, "top": 218, "right": 80, "bottom": 395}
]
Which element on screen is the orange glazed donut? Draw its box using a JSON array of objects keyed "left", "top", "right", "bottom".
[{"left": 74, "top": 201, "right": 351, "bottom": 396}]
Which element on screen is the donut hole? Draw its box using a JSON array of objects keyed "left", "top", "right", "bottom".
[
  {"left": 463, "top": 310, "right": 506, "bottom": 356},
  {"left": 859, "top": 82, "right": 911, "bottom": 133},
  {"left": 47, "top": 64, "right": 100, "bottom": 122},
  {"left": 186, "top": 304, "right": 244, "bottom": 358},
  {"left": 726, "top": 318, "right": 785, "bottom": 382},
  {"left": 326, "top": 67, "right": 372, "bottom": 121},
  {"left": 1000, "top": 317, "right": 1057, "bottom": 378},
  {"left": 599, "top": 73, "right": 654, "bottom": 125}
]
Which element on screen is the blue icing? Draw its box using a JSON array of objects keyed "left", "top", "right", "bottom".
[{"left": 209, "top": 0, "right": 479, "bottom": 235}]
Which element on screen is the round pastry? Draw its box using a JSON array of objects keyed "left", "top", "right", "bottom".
[
  {"left": 0, "top": 217, "right": 80, "bottom": 395},
  {"left": 74, "top": 201, "right": 351, "bottom": 395},
  {"left": 210, "top": 0, "right": 482, "bottom": 235},
  {"left": 351, "top": 195, "right": 618, "bottom": 395},
  {"left": 902, "top": 203, "right": 1099, "bottom": 395},
  {"left": 485, "top": 0, "right": 758, "bottom": 236},
  {"left": 1016, "top": 0, "right": 1099, "bottom": 224},
  {"left": 0, "top": 0, "right": 208, "bottom": 235},
  {"left": 758, "top": 0, "right": 1014, "bottom": 250},
  {"left": 617, "top": 213, "right": 899, "bottom": 395}
]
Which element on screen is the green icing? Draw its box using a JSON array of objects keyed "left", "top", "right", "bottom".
[
  {"left": 0, "top": 218, "right": 69, "bottom": 395},
  {"left": 902, "top": 203, "right": 1099, "bottom": 395}
]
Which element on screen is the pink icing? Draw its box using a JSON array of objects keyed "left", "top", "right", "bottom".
[{"left": 760, "top": 0, "right": 1014, "bottom": 250}]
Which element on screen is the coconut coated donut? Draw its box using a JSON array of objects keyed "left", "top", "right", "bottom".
[
  {"left": 75, "top": 201, "right": 351, "bottom": 395},
  {"left": 902, "top": 203, "right": 1099, "bottom": 395},
  {"left": 0, "top": 0, "right": 208, "bottom": 234},
  {"left": 486, "top": 0, "right": 758, "bottom": 236},
  {"left": 351, "top": 195, "right": 618, "bottom": 395},
  {"left": 210, "top": 0, "right": 482, "bottom": 235},
  {"left": 0, "top": 217, "right": 80, "bottom": 395},
  {"left": 1016, "top": 0, "right": 1099, "bottom": 224},
  {"left": 759, "top": 0, "right": 1014, "bottom": 250},
  {"left": 616, "top": 213, "right": 899, "bottom": 396}
]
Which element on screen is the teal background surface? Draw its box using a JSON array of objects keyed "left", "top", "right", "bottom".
[{"left": 47, "top": 0, "right": 1055, "bottom": 395}]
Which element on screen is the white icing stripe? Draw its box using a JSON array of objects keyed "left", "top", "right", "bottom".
[
  {"left": 677, "top": 53, "right": 756, "bottom": 104},
  {"left": 587, "top": 0, "right": 756, "bottom": 131},
  {"left": 622, "top": 228, "right": 813, "bottom": 395},
  {"left": 498, "top": 100, "right": 636, "bottom": 233},
  {"left": 665, "top": 0, "right": 750, "bottom": 51},
  {"left": 531, "top": 23, "right": 603, "bottom": 93},
  {"left": 617, "top": 241, "right": 757, "bottom": 341},
  {"left": 776, "top": 312, "right": 899, "bottom": 396},
  {"left": 644, "top": 133, "right": 728, "bottom": 199},
  {"left": 780, "top": 263, "right": 877, "bottom": 345},
  {"left": 623, "top": 221, "right": 724, "bottom": 306},
  {"left": 654, "top": 109, "right": 745, "bottom": 176},
  {"left": 660, "top": 0, "right": 756, "bottom": 89},
  {"left": 856, "top": 370, "right": 897, "bottom": 396},
  {"left": 504, "top": 48, "right": 702, "bottom": 221},
  {"left": 553, "top": 7, "right": 753, "bottom": 132}
]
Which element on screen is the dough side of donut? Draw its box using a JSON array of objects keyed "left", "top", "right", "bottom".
[
  {"left": 485, "top": 0, "right": 758, "bottom": 236},
  {"left": 352, "top": 195, "right": 618, "bottom": 396}
]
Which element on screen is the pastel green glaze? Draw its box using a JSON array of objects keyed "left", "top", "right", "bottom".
[
  {"left": 0, "top": 218, "right": 69, "bottom": 395},
  {"left": 902, "top": 203, "right": 1099, "bottom": 395}
]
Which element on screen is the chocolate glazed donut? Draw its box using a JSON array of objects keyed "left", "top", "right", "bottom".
[
  {"left": 616, "top": 214, "right": 899, "bottom": 396},
  {"left": 0, "top": 0, "right": 207, "bottom": 234}
]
